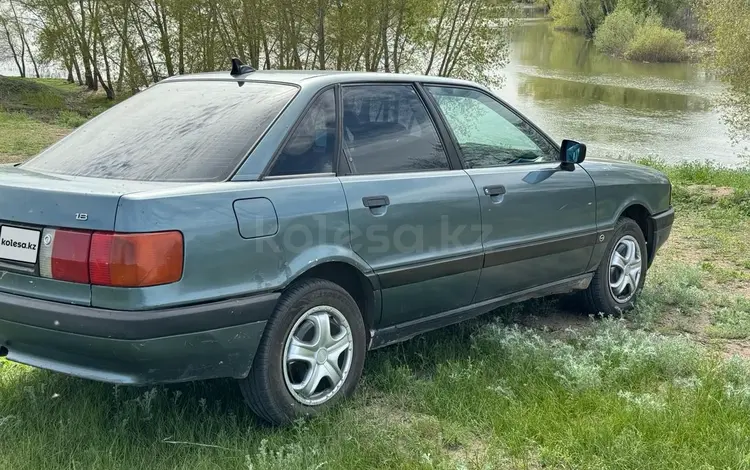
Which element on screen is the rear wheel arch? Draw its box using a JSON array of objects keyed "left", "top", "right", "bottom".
[
  {"left": 241, "top": 278, "right": 367, "bottom": 425},
  {"left": 293, "top": 261, "right": 379, "bottom": 332}
]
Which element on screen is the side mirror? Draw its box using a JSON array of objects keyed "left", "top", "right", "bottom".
[{"left": 560, "top": 139, "right": 586, "bottom": 165}]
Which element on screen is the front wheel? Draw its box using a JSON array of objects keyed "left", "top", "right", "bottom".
[
  {"left": 239, "top": 279, "right": 366, "bottom": 425},
  {"left": 580, "top": 217, "right": 648, "bottom": 315}
]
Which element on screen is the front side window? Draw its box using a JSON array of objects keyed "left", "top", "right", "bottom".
[
  {"left": 269, "top": 88, "right": 337, "bottom": 176},
  {"left": 426, "top": 86, "right": 558, "bottom": 168},
  {"left": 342, "top": 85, "right": 449, "bottom": 174},
  {"left": 22, "top": 81, "right": 298, "bottom": 182}
]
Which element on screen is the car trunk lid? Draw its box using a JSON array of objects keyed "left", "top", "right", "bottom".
[
  {"left": 0, "top": 165, "right": 128, "bottom": 231},
  {"left": 0, "top": 165, "right": 182, "bottom": 303}
]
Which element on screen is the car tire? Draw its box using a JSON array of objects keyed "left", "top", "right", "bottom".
[
  {"left": 580, "top": 217, "right": 648, "bottom": 316},
  {"left": 239, "top": 278, "right": 366, "bottom": 426}
]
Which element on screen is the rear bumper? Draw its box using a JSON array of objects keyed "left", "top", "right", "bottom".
[
  {"left": 649, "top": 206, "right": 674, "bottom": 264},
  {"left": 0, "top": 291, "right": 278, "bottom": 385}
]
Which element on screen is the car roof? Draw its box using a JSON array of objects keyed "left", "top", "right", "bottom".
[{"left": 161, "top": 70, "right": 490, "bottom": 92}]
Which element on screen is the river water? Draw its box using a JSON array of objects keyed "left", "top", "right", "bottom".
[{"left": 494, "top": 17, "right": 748, "bottom": 166}]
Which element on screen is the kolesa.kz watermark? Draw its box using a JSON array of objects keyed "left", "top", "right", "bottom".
[{"left": 0, "top": 237, "right": 37, "bottom": 251}]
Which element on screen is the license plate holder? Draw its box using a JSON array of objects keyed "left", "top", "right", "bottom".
[{"left": 0, "top": 226, "right": 41, "bottom": 264}]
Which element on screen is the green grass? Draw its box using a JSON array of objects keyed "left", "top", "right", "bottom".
[
  {"left": 2, "top": 78, "right": 750, "bottom": 469},
  {"left": 634, "top": 263, "right": 706, "bottom": 322},
  {"left": 0, "top": 111, "right": 68, "bottom": 162},
  {"left": 635, "top": 156, "right": 750, "bottom": 190},
  {"left": 708, "top": 297, "right": 750, "bottom": 339},
  {"left": 0, "top": 77, "right": 122, "bottom": 162},
  {"left": 2, "top": 319, "right": 750, "bottom": 469}
]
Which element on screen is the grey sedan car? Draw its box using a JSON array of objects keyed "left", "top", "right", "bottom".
[{"left": 0, "top": 61, "right": 674, "bottom": 425}]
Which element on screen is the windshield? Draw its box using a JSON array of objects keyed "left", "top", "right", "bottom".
[{"left": 21, "top": 80, "right": 298, "bottom": 182}]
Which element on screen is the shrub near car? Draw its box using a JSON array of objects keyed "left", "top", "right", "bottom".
[{"left": 0, "top": 62, "right": 674, "bottom": 425}]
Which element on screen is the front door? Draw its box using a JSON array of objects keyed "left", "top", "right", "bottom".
[
  {"left": 425, "top": 85, "right": 597, "bottom": 302},
  {"left": 337, "top": 84, "right": 483, "bottom": 327}
]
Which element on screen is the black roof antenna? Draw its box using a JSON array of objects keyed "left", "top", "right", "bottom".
[{"left": 230, "top": 57, "right": 255, "bottom": 76}]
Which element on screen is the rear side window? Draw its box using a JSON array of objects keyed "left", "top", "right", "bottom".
[
  {"left": 269, "top": 88, "right": 336, "bottom": 176},
  {"left": 342, "top": 85, "right": 449, "bottom": 174},
  {"left": 22, "top": 81, "right": 298, "bottom": 182}
]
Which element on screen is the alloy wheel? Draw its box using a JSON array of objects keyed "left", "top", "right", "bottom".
[
  {"left": 608, "top": 234, "right": 642, "bottom": 303},
  {"left": 282, "top": 305, "right": 354, "bottom": 406}
]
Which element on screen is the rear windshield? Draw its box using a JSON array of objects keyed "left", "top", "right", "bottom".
[{"left": 22, "top": 80, "right": 298, "bottom": 182}]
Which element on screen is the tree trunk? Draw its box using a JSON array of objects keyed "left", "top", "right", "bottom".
[
  {"left": 1, "top": 19, "right": 24, "bottom": 77},
  {"left": 392, "top": 0, "right": 406, "bottom": 73},
  {"left": 240, "top": 0, "right": 264, "bottom": 68},
  {"left": 317, "top": 0, "right": 326, "bottom": 69},
  {"left": 72, "top": 52, "right": 83, "bottom": 85},
  {"left": 132, "top": 8, "right": 160, "bottom": 82},
  {"left": 80, "top": 1, "right": 95, "bottom": 89},
  {"left": 178, "top": 6, "right": 184, "bottom": 74},
  {"left": 335, "top": 1, "right": 344, "bottom": 70},
  {"left": 9, "top": 0, "right": 33, "bottom": 77},
  {"left": 381, "top": 0, "right": 390, "bottom": 72},
  {"left": 61, "top": 0, "right": 96, "bottom": 89},
  {"left": 26, "top": 42, "right": 40, "bottom": 78},
  {"left": 446, "top": 0, "right": 479, "bottom": 76},
  {"left": 425, "top": 0, "right": 450, "bottom": 75},
  {"left": 439, "top": 0, "right": 463, "bottom": 76},
  {"left": 103, "top": 0, "right": 143, "bottom": 89},
  {"left": 95, "top": 13, "right": 114, "bottom": 99},
  {"left": 9, "top": 0, "right": 40, "bottom": 78},
  {"left": 117, "top": 24, "right": 128, "bottom": 92},
  {"left": 18, "top": 22, "right": 26, "bottom": 77},
  {"left": 90, "top": 8, "right": 99, "bottom": 93},
  {"left": 443, "top": 0, "right": 477, "bottom": 77},
  {"left": 152, "top": 0, "right": 174, "bottom": 76},
  {"left": 66, "top": 62, "right": 74, "bottom": 83}
]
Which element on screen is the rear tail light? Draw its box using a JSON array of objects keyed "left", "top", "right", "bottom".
[
  {"left": 40, "top": 229, "right": 92, "bottom": 284},
  {"left": 90, "top": 232, "right": 183, "bottom": 287},
  {"left": 40, "top": 230, "right": 183, "bottom": 287}
]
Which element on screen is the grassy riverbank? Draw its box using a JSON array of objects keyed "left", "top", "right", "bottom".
[
  {"left": 0, "top": 76, "right": 120, "bottom": 164},
  {"left": 1, "top": 78, "right": 750, "bottom": 469}
]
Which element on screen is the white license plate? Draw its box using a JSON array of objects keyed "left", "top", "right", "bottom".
[{"left": 0, "top": 226, "right": 41, "bottom": 264}]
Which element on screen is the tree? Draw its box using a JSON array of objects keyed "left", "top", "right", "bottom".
[
  {"left": 0, "top": 0, "right": 36, "bottom": 77},
  {"left": 14, "top": 0, "right": 514, "bottom": 99},
  {"left": 700, "top": 0, "right": 750, "bottom": 143}
]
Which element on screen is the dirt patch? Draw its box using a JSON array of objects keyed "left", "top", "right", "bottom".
[
  {"left": 732, "top": 283, "right": 750, "bottom": 298},
  {"left": 53, "top": 128, "right": 71, "bottom": 139},
  {"left": 655, "top": 308, "right": 711, "bottom": 336},
  {"left": 444, "top": 435, "right": 490, "bottom": 464},
  {"left": 685, "top": 185, "right": 735, "bottom": 200},
  {"left": 720, "top": 340, "right": 750, "bottom": 360},
  {"left": 364, "top": 402, "right": 439, "bottom": 428},
  {"left": 510, "top": 304, "right": 594, "bottom": 336},
  {"left": 0, "top": 155, "right": 21, "bottom": 164}
]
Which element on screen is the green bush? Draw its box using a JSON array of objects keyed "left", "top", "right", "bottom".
[
  {"left": 550, "top": 0, "right": 606, "bottom": 36},
  {"left": 593, "top": 10, "right": 688, "bottom": 63},
  {"left": 618, "top": 0, "right": 691, "bottom": 26},
  {"left": 595, "top": 8, "right": 640, "bottom": 57},
  {"left": 56, "top": 110, "right": 88, "bottom": 128},
  {"left": 549, "top": 0, "right": 583, "bottom": 31},
  {"left": 625, "top": 18, "right": 688, "bottom": 62}
]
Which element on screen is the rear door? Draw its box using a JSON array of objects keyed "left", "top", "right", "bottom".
[
  {"left": 424, "top": 85, "right": 597, "bottom": 302},
  {"left": 337, "top": 84, "right": 482, "bottom": 327}
]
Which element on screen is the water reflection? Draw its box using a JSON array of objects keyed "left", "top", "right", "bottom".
[
  {"left": 495, "top": 18, "right": 748, "bottom": 165},
  {"left": 518, "top": 76, "right": 713, "bottom": 112}
]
